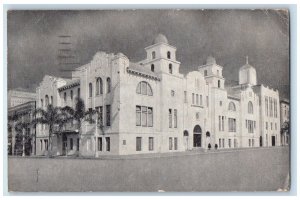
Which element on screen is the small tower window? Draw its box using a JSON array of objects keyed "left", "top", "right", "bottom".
[
  {"left": 167, "top": 51, "right": 171, "bottom": 59},
  {"left": 152, "top": 51, "right": 156, "bottom": 59},
  {"left": 204, "top": 70, "right": 207, "bottom": 76},
  {"left": 169, "top": 64, "right": 173, "bottom": 74},
  {"left": 151, "top": 64, "right": 155, "bottom": 72},
  {"left": 218, "top": 80, "right": 221, "bottom": 88}
]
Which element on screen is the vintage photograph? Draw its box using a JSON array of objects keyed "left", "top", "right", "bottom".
[{"left": 7, "top": 9, "right": 290, "bottom": 192}]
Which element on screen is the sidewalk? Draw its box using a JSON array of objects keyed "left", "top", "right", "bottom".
[{"left": 10, "top": 146, "right": 288, "bottom": 160}]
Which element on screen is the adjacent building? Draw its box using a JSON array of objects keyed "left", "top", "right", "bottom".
[
  {"left": 8, "top": 89, "right": 36, "bottom": 108},
  {"left": 8, "top": 101, "right": 36, "bottom": 156},
  {"left": 35, "top": 34, "right": 284, "bottom": 156},
  {"left": 280, "top": 99, "right": 290, "bottom": 145}
]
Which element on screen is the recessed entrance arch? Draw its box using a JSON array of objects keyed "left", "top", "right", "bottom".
[{"left": 193, "top": 125, "right": 202, "bottom": 147}]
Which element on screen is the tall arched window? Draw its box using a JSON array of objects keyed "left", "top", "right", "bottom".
[
  {"left": 107, "top": 77, "right": 111, "bottom": 93},
  {"left": 152, "top": 51, "right": 156, "bottom": 59},
  {"left": 204, "top": 70, "right": 208, "bottom": 76},
  {"left": 136, "top": 81, "right": 153, "bottom": 96},
  {"left": 169, "top": 64, "right": 173, "bottom": 74},
  {"left": 45, "top": 95, "right": 49, "bottom": 106},
  {"left": 96, "top": 78, "right": 103, "bottom": 95},
  {"left": 228, "top": 102, "right": 236, "bottom": 111},
  {"left": 218, "top": 80, "right": 221, "bottom": 88},
  {"left": 70, "top": 90, "right": 73, "bottom": 101},
  {"left": 248, "top": 101, "right": 253, "bottom": 114},
  {"left": 77, "top": 88, "right": 80, "bottom": 98},
  {"left": 96, "top": 78, "right": 100, "bottom": 95},
  {"left": 64, "top": 92, "right": 67, "bottom": 102},
  {"left": 151, "top": 64, "right": 155, "bottom": 72},
  {"left": 167, "top": 51, "right": 171, "bottom": 59},
  {"left": 89, "top": 83, "right": 93, "bottom": 97},
  {"left": 99, "top": 78, "right": 103, "bottom": 94}
]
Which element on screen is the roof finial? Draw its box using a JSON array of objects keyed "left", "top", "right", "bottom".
[{"left": 246, "top": 55, "right": 249, "bottom": 64}]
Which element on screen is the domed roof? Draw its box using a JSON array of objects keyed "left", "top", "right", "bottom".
[
  {"left": 152, "top": 34, "right": 168, "bottom": 44},
  {"left": 240, "top": 56, "right": 256, "bottom": 71},
  {"left": 206, "top": 56, "right": 216, "bottom": 65},
  {"left": 240, "top": 63, "right": 255, "bottom": 71}
]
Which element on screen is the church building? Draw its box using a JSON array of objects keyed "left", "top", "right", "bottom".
[{"left": 35, "top": 34, "right": 282, "bottom": 156}]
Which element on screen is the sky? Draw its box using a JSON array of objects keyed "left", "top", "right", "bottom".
[{"left": 7, "top": 10, "right": 290, "bottom": 98}]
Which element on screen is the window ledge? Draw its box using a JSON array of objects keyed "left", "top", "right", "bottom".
[{"left": 191, "top": 105, "right": 204, "bottom": 108}]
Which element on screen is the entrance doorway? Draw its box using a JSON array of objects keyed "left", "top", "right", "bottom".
[
  {"left": 272, "top": 136, "right": 276, "bottom": 146},
  {"left": 183, "top": 130, "right": 189, "bottom": 150},
  {"left": 193, "top": 125, "right": 202, "bottom": 147}
]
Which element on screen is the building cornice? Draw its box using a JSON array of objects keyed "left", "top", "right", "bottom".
[
  {"left": 144, "top": 42, "right": 177, "bottom": 50},
  {"left": 58, "top": 81, "right": 80, "bottom": 92},
  {"left": 142, "top": 57, "right": 181, "bottom": 65},
  {"left": 126, "top": 67, "right": 161, "bottom": 81}
]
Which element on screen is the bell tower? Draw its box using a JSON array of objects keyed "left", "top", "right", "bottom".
[
  {"left": 143, "top": 34, "right": 181, "bottom": 75},
  {"left": 198, "top": 56, "right": 225, "bottom": 89},
  {"left": 239, "top": 56, "right": 257, "bottom": 86}
]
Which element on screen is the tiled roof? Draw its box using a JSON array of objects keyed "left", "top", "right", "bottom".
[
  {"left": 58, "top": 79, "right": 80, "bottom": 91},
  {"left": 127, "top": 63, "right": 160, "bottom": 81}
]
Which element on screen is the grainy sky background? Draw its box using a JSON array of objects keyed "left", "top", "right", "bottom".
[{"left": 7, "top": 10, "right": 289, "bottom": 98}]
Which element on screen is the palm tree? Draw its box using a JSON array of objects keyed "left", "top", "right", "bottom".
[
  {"left": 62, "top": 97, "right": 97, "bottom": 130},
  {"left": 8, "top": 112, "right": 19, "bottom": 155},
  {"left": 32, "top": 104, "right": 68, "bottom": 156},
  {"left": 61, "top": 97, "right": 97, "bottom": 151}
]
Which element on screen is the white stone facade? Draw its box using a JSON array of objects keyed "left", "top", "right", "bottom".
[{"left": 35, "top": 34, "right": 283, "bottom": 156}]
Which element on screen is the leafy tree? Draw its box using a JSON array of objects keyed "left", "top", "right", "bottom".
[
  {"left": 14, "top": 121, "right": 32, "bottom": 156},
  {"left": 281, "top": 121, "right": 289, "bottom": 134}
]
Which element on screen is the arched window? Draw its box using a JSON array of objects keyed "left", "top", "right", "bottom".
[
  {"left": 77, "top": 88, "right": 80, "bottom": 98},
  {"left": 218, "top": 80, "right": 221, "bottom": 88},
  {"left": 152, "top": 51, "right": 156, "bottom": 59},
  {"left": 96, "top": 78, "right": 100, "bottom": 95},
  {"left": 96, "top": 77, "right": 103, "bottom": 95},
  {"left": 167, "top": 51, "right": 171, "bottom": 59},
  {"left": 169, "top": 64, "right": 173, "bottom": 74},
  {"left": 228, "top": 102, "right": 236, "bottom": 111},
  {"left": 70, "top": 90, "right": 73, "bottom": 101},
  {"left": 45, "top": 95, "right": 49, "bottom": 106},
  {"left": 151, "top": 64, "right": 155, "bottom": 72},
  {"left": 107, "top": 77, "right": 111, "bottom": 93},
  {"left": 64, "top": 92, "right": 67, "bottom": 102},
  {"left": 89, "top": 83, "right": 93, "bottom": 97},
  {"left": 248, "top": 101, "right": 253, "bottom": 114},
  {"left": 136, "top": 81, "right": 153, "bottom": 96},
  {"left": 204, "top": 70, "right": 208, "bottom": 76},
  {"left": 183, "top": 130, "right": 189, "bottom": 136}
]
